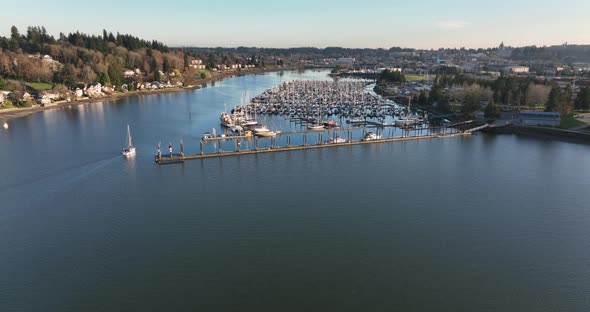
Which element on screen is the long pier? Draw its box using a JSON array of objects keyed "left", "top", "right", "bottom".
[{"left": 156, "top": 130, "right": 473, "bottom": 164}]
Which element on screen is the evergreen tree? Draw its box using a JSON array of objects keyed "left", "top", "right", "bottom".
[
  {"left": 462, "top": 92, "right": 481, "bottom": 115},
  {"left": 575, "top": 87, "right": 590, "bottom": 110},
  {"left": 545, "top": 86, "right": 562, "bottom": 112},
  {"left": 437, "top": 96, "right": 450, "bottom": 112},
  {"left": 108, "top": 63, "right": 124, "bottom": 88},
  {"left": 9, "top": 26, "right": 21, "bottom": 51},
  {"left": 154, "top": 70, "right": 162, "bottom": 82},
  {"left": 428, "top": 84, "right": 444, "bottom": 104},
  {"left": 418, "top": 90, "right": 428, "bottom": 105},
  {"left": 163, "top": 57, "right": 171, "bottom": 73},
  {"left": 561, "top": 85, "right": 574, "bottom": 115},
  {"left": 97, "top": 71, "right": 111, "bottom": 86},
  {"left": 484, "top": 98, "right": 501, "bottom": 119}
]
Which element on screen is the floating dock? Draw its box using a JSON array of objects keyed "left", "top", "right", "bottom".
[{"left": 155, "top": 130, "right": 473, "bottom": 164}]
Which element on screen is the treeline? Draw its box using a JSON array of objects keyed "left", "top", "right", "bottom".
[
  {"left": 0, "top": 26, "right": 168, "bottom": 56},
  {"left": 511, "top": 45, "right": 590, "bottom": 62},
  {"left": 422, "top": 73, "right": 590, "bottom": 115},
  {"left": 0, "top": 25, "right": 188, "bottom": 89},
  {"left": 378, "top": 69, "right": 405, "bottom": 84}
]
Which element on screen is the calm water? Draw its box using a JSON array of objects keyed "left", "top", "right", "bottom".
[{"left": 1, "top": 70, "right": 590, "bottom": 311}]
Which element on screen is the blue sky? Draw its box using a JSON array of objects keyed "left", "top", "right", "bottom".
[{"left": 1, "top": 0, "right": 589, "bottom": 48}]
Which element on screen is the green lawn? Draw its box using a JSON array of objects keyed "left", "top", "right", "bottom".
[
  {"left": 405, "top": 74, "right": 427, "bottom": 82},
  {"left": 26, "top": 82, "right": 54, "bottom": 90},
  {"left": 560, "top": 114, "right": 586, "bottom": 129}
]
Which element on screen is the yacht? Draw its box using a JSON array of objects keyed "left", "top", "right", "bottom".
[
  {"left": 362, "top": 132, "right": 382, "bottom": 141},
  {"left": 219, "top": 112, "right": 235, "bottom": 127}
]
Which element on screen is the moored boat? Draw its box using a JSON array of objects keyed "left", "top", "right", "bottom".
[
  {"left": 326, "top": 136, "right": 348, "bottom": 144},
  {"left": 362, "top": 132, "right": 382, "bottom": 141}
]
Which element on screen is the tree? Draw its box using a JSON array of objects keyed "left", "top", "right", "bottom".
[
  {"left": 154, "top": 70, "right": 162, "bottom": 82},
  {"left": 418, "top": 90, "right": 428, "bottom": 105},
  {"left": 526, "top": 84, "right": 551, "bottom": 107},
  {"left": 462, "top": 92, "right": 481, "bottom": 115},
  {"left": 429, "top": 84, "right": 444, "bottom": 105},
  {"left": 575, "top": 87, "right": 590, "bottom": 110},
  {"left": 162, "top": 57, "right": 170, "bottom": 73},
  {"left": 56, "top": 64, "right": 76, "bottom": 88},
  {"left": 9, "top": 26, "right": 22, "bottom": 51},
  {"left": 437, "top": 96, "right": 450, "bottom": 112},
  {"left": 54, "top": 84, "right": 70, "bottom": 100},
  {"left": 561, "top": 85, "right": 574, "bottom": 115},
  {"left": 484, "top": 98, "right": 501, "bottom": 119},
  {"left": 107, "top": 63, "right": 124, "bottom": 87},
  {"left": 545, "top": 85, "right": 562, "bottom": 112},
  {"left": 97, "top": 71, "right": 111, "bottom": 86}
]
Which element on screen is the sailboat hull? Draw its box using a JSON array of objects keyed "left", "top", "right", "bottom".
[{"left": 122, "top": 147, "right": 136, "bottom": 157}]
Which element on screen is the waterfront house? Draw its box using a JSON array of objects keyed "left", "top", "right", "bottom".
[
  {"left": 189, "top": 59, "right": 206, "bottom": 70},
  {"left": 124, "top": 69, "right": 135, "bottom": 77},
  {"left": 86, "top": 83, "right": 103, "bottom": 97}
]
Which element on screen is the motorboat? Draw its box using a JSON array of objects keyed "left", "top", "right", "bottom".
[
  {"left": 362, "top": 132, "right": 382, "bottom": 141},
  {"left": 307, "top": 124, "right": 325, "bottom": 130},
  {"left": 326, "top": 136, "right": 347, "bottom": 144}
]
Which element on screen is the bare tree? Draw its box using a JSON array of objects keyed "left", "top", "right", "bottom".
[{"left": 526, "top": 84, "right": 551, "bottom": 107}]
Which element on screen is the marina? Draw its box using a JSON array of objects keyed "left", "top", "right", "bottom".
[
  {"left": 3, "top": 69, "right": 590, "bottom": 312},
  {"left": 155, "top": 78, "right": 473, "bottom": 164},
  {"left": 156, "top": 120, "right": 480, "bottom": 164}
]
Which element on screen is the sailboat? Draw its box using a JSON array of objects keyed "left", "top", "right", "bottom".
[{"left": 122, "top": 124, "right": 136, "bottom": 157}]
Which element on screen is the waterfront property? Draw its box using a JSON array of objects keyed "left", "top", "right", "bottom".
[{"left": 519, "top": 111, "right": 561, "bottom": 126}]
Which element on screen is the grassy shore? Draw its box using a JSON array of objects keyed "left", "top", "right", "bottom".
[
  {"left": 0, "top": 66, "right": 295, "bottom": 120},
  {"left": 560, "top": 114, "right": 586, "bottom": 129}
]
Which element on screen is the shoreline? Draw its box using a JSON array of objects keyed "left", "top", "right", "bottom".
[{"left": 0, "top": 66, "right": 297, "bottom": 120}]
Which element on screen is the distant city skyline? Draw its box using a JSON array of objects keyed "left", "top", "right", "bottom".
[{"left": 1, "top": 0, "right": 589, "bottom": 49}]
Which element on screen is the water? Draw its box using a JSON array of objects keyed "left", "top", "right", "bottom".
[{"left": 1, "top": 70, "right": 590, "bottom": 311}]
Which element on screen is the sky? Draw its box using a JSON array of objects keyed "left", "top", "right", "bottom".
[{"left": 1, "top": 0, "right": 589, "bottom": 49}]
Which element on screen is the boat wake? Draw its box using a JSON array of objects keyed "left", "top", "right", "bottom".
[{"left": 0, "top": 156, "right": 120, "bottom": 196}]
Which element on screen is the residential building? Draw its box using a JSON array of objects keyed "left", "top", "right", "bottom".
[{"left": 519, "top": 111, "right": 560, "bottom": 126}]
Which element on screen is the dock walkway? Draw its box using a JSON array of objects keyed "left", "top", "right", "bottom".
[{"left": 156, "top": 132, "right": 471, "bottom": 164}]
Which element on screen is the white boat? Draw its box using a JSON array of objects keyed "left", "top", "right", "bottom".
[
  {"left": 202, "top": 132, "right": 212, "bottom": 140},
  {"left": 346, "top": 118, "right": 365, "bottom": 124},
  {"left": 219, "top": 112, "right": 235, "bottom": 127},
  {"left": 395, "top": 117, "right": 417, "bottom": 127},
  {"left": 122, "top": 124, "right": 136, "bottom": 157},
  {"left": 256, "top": 130, "right": 277, "bottom": 137},
  {"left": 362, "top": 132, "right": 382, "bottom": 141},
  {"left": 307, "top": 124, "right": 325, "bottom": 130},
  {"left": 254, "top": 125, "right": 270, "bottom": 133},
  {"left": 326, "top": 136, "right": 347, "bottom": 144},
  {"left": 230, "top": 125, "right": 244, "bottom": 135}
]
